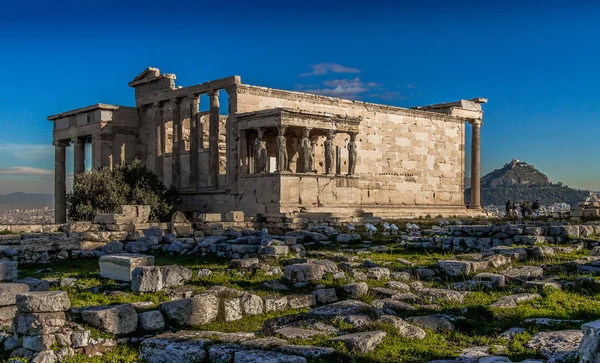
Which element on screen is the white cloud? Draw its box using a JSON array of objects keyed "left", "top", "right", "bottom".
[
  {"left": 298, "top": 77, "right": 383, "bottom": 100},
  {"left": 0, "top": 143, "right": 54, "bottom": 164},
  {"left": 299, "top": 63, "right": 361, "bottom": 77},
  {"left": 0, "top": 167, "right": 53, "bottom": 177}
]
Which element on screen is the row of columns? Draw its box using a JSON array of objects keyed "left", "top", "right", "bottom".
[
  {"left": 149, "top": 90, "right": 221, "bottom": 190},
  {"left": 252, "top": 126, "right": 358, "bottom": 176}
]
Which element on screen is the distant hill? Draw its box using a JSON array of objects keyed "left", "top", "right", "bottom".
[
  {"left": 466, "top": 159, "right": 589, "bottom": 206},
  {"left": 0, "top": 193, "right": 54, "bottom": 212}
]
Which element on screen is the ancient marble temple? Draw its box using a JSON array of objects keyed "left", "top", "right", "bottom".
[{"left": 48, "top": 67, "right": 486, "bottom": 223}]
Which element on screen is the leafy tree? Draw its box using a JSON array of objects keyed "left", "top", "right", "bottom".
[{"left": 67, "top": 161, "right": 180, "bottom": 222}]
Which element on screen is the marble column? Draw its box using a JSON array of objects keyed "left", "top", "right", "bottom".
[
  {"left": 470, "top": 120, "right": 482, "bottom": 209},
  {"left": 153, "top": 102, "right": 164, "bottom": 180},
  {"left": 54, "top": 140, "right": 68, "bottom": 223},
  {"left": 208, "top": 90, "right": 220, "bottom": 188},
  {"left": 189, "top": 95, "right": 200, "bottom": 189},
  {"left": 72, "top": 137, "right": 85, "bottom": 176},
  {"left": 171, "top": 99, "right": 182, "bottom": 188}
]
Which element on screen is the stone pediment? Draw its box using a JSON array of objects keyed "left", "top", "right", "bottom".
[{"left": 128, "top": 67, "right": 175, "bottom": 87}]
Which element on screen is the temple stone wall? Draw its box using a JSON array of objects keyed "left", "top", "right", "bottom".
[{"left": 235, "top": 85, "right": 466, "bottom": 208}]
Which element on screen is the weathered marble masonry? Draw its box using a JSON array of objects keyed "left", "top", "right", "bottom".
[{"left": 49, "top": 67, "right": 486, "bottom": 223}]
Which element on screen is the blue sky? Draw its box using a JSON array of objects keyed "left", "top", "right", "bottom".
[{"left": 0, "top": 0, "right": 599, "bottom": 194}]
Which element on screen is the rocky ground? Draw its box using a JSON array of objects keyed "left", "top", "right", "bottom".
[{"left": 3, "top": 223, "right": 600, "bottom": 362}]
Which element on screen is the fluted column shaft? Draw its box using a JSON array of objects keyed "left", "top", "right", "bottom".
[
  {"left": 54, "top": 141, "right": 67, "bottom": 223},
  {"left": 73, "top": 138, "right": 85, "bottom": 176},
  {"left": 171, "top": 99, "right": 182, "bottom": 189},
  {"left": 470, "top": 120, "right": 482, "bottom": 209},
  {"left": 189, "top": 95, "right": 200, "bottom": 189},
  {"left": 208, "top": 90, "right": 220, "bottom": 188},
  {"left": 154, "top": 102, "right": 164, "bottom": 180}
]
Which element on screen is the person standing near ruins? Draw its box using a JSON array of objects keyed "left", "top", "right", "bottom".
[
  {"left": 532, "top": 199, "right": 540, "bottom": 217},
  {"left": 506, "top": 200, "right": 514, "bottom": 218},
  {"left": 348, "top": 133, "right": 357, "bottom": 175}
]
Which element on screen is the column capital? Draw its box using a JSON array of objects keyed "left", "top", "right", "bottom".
[
  {"left": 71, "top": 137, "right": 84, "bottom": 144},
  {"left": 208, "top": 90, "right": 220, "bottom": 107},
  {"left": 169, "top": 98, "right": 181, "bottom": 107},
  {"left": 53, "top": 140, "right": 69, "bottom": 147},
  {"left": 469, "top": 119, "right": 483, "bottom": 127}
]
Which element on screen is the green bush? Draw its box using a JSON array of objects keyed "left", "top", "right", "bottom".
[{"left": 67, "top": 161, "right": 180, "bottom": 222}]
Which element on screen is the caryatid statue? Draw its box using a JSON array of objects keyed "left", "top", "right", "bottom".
[
  {"left": 324, "top": 130, "right": 335, "bottom": 174},
  {"left": 301, "top": 128, "right": 314, "bottom": 173},
  {"left": 348, "top": 133, "right": 357, "bottom": 175},
  {"left": 255, "top": 129, "right": 268, "bottom": 173},
  {"left": 276, "top": 127, "right": 288, "bottom": 172}
]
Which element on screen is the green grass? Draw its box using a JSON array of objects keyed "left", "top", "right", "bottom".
[{"left": 8, "top": 237, "right": 600, "bottom": 363}]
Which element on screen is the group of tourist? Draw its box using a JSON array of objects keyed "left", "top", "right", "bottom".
[{"left": 505, "top": 199, "right": 541, "bottom": 218}]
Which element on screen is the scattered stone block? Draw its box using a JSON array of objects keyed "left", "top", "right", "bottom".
[
  {"left": 406, "top": 315, "right": 455, "bottom": 332},
  {"left": 99, "top": 254, "right": 155, "bottom": 282},
  {"left": 140, "top": 332, "right": 208, "bottom": 363},
  {"left": 132, "top": 266, "right": 162, "bottom": 293},
  {"left": 438, "top": 260, "right": 472, "bottom": 276},
  {"left": 0, "top": 261, "right": 18, "bottom": 282},
  {"left": 274, "top": 327, "right": 331, "bottom": 340},
  {"left": 527, "top": 330, "right": 583, "bottom": 362},
  {"left": 473, "top": 273, "right": 506, "bottom": 288},
  {"left": 161, "top": 265, "right": 193, "bottom": 288},
  {"left": 102, "top": 241, "right": 124, "bottom": 254},
  {"left": 329, "top": 330, "right": 387, "bottom": 353},
  {"left": 312, "top": 288, "right": 338, "bottom": 304},
  {"left": 265, "top": 245, "right": 289, "bottom": 257},
  {"left": 338, "top": 282, "right": 367, "bottom": 298},
  {"left": 241, "top": 294, "right": 264, "bottom": 316},
  {"left": 225, "top": 211, "right": 244, "bottom": 222},
  {"left": 71, "top": 329, "right": 91, "bottom": 348},
  {"left": 31, "top": 350, "right": 58, "bottom": 363},
  {"left": 138, "top": 310, "right": 165, "bottom": 332},
  {"left": 171, "top": 211, "right": 193, "bottom": 237},
  {"left": 287, "top": 295, "right": 316, "bottom": 309},
  {"left": 16, "top": 291, "right": 70, "bottom": 313},
  {"left": 580, "top": 319, "right": 600, "bottom": 363},
  {"left": 234, "top": 350, "right": 306, "bottom": 362},
  {"left": 0, "top": 305, "right": 17, "bottom": 327},
  {"left": 223, "top": 297, "right": 243, "bottom": 322},
  {"left": 81, "top": 304, "right": 138, "bottom": 335},
  {"left": 367, "top": 267, "right": 390, "bottom": 280},
  {"left": 491, "top": 293, "right": 541, "bottom": 309},
  {"left": 284, "top": 263, "right": 325, "bottom": 283},
  {"left": 14, "top": 312, "right": 67, "bottom": 335},
  {"left": 377, "top": 315, "right": 426, "bottom": 340},
  {"left": 263, "top": 296, "right": 288, "bottom": 313},
  {"left": 159, "top": 293, "right": 220, "bottom": 327},
  {"left": 198, "top": 213, "right": 222, "bottom": 222},
  {"left": 0, "top": 283, "right": 29, "bottom": 306},
  {"left": 16, "top": 278, "right": 50, "bottom": 292},
  {"left": 308, "top": 300, "right": 369, "bottom": 318},
  {"left": 22, "top": 334, "right": 56, "bottom": 352}
]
